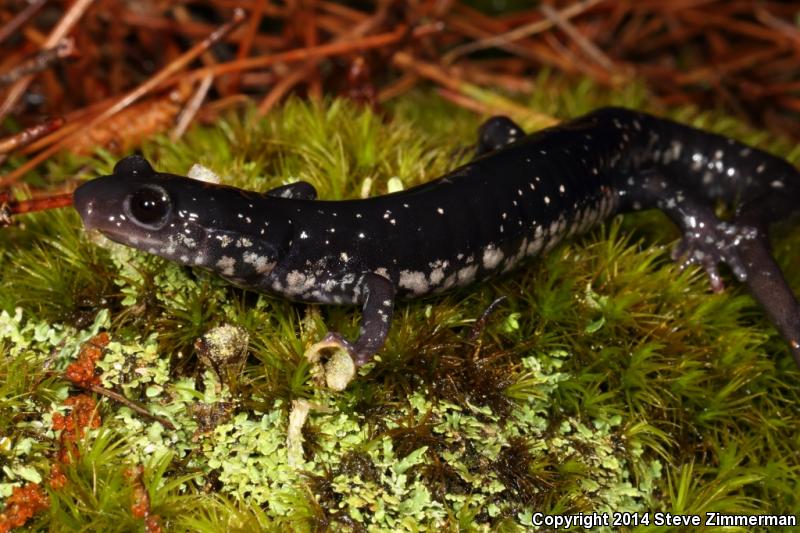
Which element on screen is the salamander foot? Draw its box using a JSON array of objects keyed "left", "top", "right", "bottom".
[{"left": 671, "top": 221, "right": 758, "bottom": 292}]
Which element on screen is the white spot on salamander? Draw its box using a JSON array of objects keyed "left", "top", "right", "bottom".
[
  {"left": 482, "top": 246, "right": 504, "bottom": 270},
  {"left": 216, "top": 256, "right": 236, "bottom": 276},
  {"left": 285, "top": 270, "right": 316, "bottom": 295},
  {"left": 215, "top": 234, "right": 233, "bottom": 248},
  {"left": 457, "top": 265, "right": 478, "bottom": 284},
  {"left": 243, "top": 252, "right": 275, "bottom": 274},
  {"left": 399, "top": 270, "right": 429, "bottom": 295}
]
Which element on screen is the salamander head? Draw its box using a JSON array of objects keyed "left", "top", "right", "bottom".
[{"left": 74, "top": 155, "right": 290, "bottom": 281}]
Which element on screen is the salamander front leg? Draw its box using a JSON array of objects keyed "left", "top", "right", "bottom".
[
  {"left": 475, "top": 116, "right": 525, "bottom": 157},
  {"left": 305, "top": 273, "right": 395, "bottom": 390},
  {"left": 266, "top": 181, "right": 318, "bottom": 200}
]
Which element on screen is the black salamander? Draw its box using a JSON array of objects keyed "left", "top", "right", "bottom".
[{"left": 73, "top": 107, "right": 800, "bottom": 387}]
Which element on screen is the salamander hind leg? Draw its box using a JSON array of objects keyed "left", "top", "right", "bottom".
[
  {"left": 624, "top": 170, "right": 757, "bottom": 292},
  {"left": 305, "top": 273, "right": 395, "bottom": 390},
  {"left": 475, "top": 116, "right": 525, "bottom": 157}
]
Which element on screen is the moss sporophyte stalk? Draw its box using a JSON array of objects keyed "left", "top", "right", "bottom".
[{"left": 0, "top": 89, "right": 798, "bottom": 529}]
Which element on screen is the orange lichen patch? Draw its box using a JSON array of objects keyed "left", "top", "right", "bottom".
[
  {"left": 64, "top": 332, "right": 110, "bottom": 388},
  {"left": 48, "top": 464, "right": 67, "bottom": 491},
  {"left": 125, "top": 466, "right": 148, "bottom": 519},
  {"left": 0, "top": 483, "right": 49, "bottom": 533},
  {"left": 144, "top": 516, "right": 163, "bottom": 533},
  {"left": 52, "top": 395, "right": 101, "bottom": 463},
  {"left": 125, "top": 465, "right": 162, "bottom": 533}
]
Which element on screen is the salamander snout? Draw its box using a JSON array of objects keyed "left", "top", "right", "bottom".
[{"left": 73, "top": 176, "right": 112, "bottom": 231}]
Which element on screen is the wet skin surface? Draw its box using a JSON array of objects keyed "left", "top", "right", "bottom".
[{"left": 73, "top": 107, "right": 800, "bottom": 368}]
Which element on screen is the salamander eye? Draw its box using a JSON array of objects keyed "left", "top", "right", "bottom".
[{"left": 124, "top": 185, "right": 171, "bottom": 229}]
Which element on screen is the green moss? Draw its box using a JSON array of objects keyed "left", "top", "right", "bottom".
[{"left": 0, "top": 78, "right": 798, "bottom": 530}]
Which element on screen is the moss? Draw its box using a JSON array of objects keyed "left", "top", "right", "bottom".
[{"left": 0, "top": 76, "right": 798, "bottom": 530}]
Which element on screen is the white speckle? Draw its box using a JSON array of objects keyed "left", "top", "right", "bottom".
[
  {"left": 340, "top": 252, "right": 349, "bottom": 262},
  {"left": 399, "top": 270, "right": 429, "bottom": 295},
  {"left": 771, "top": 180, "right": 784, "bottom": 188},
  {"left": 285, "top": 270, "right": 315, "bottom": 295},
  {"left": 356, "top": 213, "right": 363, "bottom": 218},
  {"left": 517, "top": 189, "right": 523, "bottom": 196},
  {"left": 559, "top": 184, "right": 565, "bottom": 193},
  {"left": 436, "top": 207, "right": 444, "bottom": 215},
  {"left": 216, "top": 256, "right": 236, "bottom": 276},
  {"left": 243, "top": 252, "right": 275, "bottom": 274},
  {"left": 236, "top": 237, "right": 253, "bottom": 248},
  {"left": 457, "top": 265, "right": 478, "bottom": 283},
  {"left": 502, "top": 212, "right": 507, "bottom": 219},
  {"left": 526, "top": 237, "right": 544, "bottom": 256},
  {"left": 482, "top": 246, "right": 504, "bottom": 269},
  {"left": 756, "top": 164, "right": 765, "bottom": 174},
  {"left": 544, "top": 196, "right": 550, "bottom": 205},
  {"left": 389, "top": 219, "right": 396, "bottom": 225},
  {"left": 215, "top": 234, "right": 233, "bottom": 248},
  {"left": 358, "top": 232, "right": 366, "bottom": 238},
  {"left": 300, "top": 231, "right": 309, "bottom": 239}
]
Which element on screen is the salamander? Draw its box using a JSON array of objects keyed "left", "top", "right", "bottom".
[{"left": 73, "top": 107, "right": 800, "bottom": 388}]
